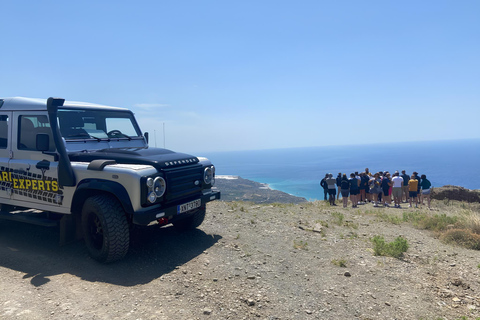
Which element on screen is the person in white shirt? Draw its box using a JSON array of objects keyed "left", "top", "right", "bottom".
[{"left": 391, "top": 172, "right": 404, "bottom": 208}]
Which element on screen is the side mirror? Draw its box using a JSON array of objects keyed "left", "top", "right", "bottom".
[
  {"left": 144, "top": 132, "right": 149, "bottom": 144},
  {"left": 36, "top": 133, "right": 50, "bottom": 151}
]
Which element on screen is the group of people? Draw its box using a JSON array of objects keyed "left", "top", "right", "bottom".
[{"left": 320, "top": 168, "right": 432, "bottom": 209}]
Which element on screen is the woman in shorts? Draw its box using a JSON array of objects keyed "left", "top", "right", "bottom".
[
  {"left": 340, "top": 174, "right": 350, "bottom": 208},
  {"left": 349, "top": 173, "right": 360, "bottom": 208},
  {"left": 420, "top": 174, "right": 432, "bottom": 209},
  {"left": 369, "top": 173, "right": 382, "bottom": 207}
]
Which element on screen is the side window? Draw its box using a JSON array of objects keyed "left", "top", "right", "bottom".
[
  {"left": 18, "top": 115, "right": 55, "bottom": 151},
  {"left": 0, "top": 115, "right": 8, "bottom": 149}
]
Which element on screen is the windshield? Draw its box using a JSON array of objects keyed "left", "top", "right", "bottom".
[{"left": 58, "top": 108, "right": 142, "bottom": 140}]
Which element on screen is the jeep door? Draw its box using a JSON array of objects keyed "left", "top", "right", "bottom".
[
  {"left": 9, "top": 112, "right": 62, "bottom": 209},
  {"left": 0, "top": 111, "right": 12, "bottom": 200}
]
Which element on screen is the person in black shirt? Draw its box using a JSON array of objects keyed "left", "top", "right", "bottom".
[
  {"left": 340, "top": 174, "right": 350, "bottom": 208},
  {"left": 401, "top": 170, "right": 410, "bottom": 203},
  {"left": 320, "top": 174, "right": 328, "bottom": 201},
  {"left": 336, "top": 173, "right": 342, "bottom": 200}
]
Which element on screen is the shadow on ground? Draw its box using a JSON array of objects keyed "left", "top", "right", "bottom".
[{"left": 0, "top": 220, "right": 221, "bottom": 287}]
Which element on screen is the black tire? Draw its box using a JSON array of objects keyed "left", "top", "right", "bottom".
[
  {"left": 81, "top": 194, "right": 130, "bottom": 263},
  {"left": 173, "top": 206, "right": 206, "bottom": 231}
]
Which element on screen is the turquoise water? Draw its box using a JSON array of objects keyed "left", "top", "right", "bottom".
[{"left": 203, "top": 139, "right": 480, "bottom": 201}]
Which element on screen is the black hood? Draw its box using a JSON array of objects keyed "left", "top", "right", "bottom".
[{"left": 68, "top": 147, "right": 200, "bottom": 169}]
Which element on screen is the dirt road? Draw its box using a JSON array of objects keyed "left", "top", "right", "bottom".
[{"left": 1, "top": 200, "right": 479, "bottom": 319}]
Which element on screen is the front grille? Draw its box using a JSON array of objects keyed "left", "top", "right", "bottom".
[{"left": 163, "top": 165, "right": 203, "bottom": 203}]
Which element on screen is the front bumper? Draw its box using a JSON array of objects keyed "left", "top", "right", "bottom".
[{"left": 132, "top": 190, "right": 221, "bottom": 226}]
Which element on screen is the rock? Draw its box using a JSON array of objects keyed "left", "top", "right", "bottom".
[
  {"left": 344, "top": 271, "right": 351, "bottom": 277},
  {"left": 203, "top": 308, "right": 213, "bottom": 315},
  {"left": 313, "top": 224, "right": 323, "bottom": 233},
  {"left": 247, "top": 299, "right": 256, "bottom": 306},
  {"left": 451, "top": 278, "right": 462, "bottom": 286},
  {"left": 305, "top": 309, "right": 313, "bottom": 314}
]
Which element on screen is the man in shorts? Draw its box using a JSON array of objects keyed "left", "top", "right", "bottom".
[
  {"left": 326, "top": 173, "right": 337, "bottom": 206},
  {"left": 391, "top": 172, "right": 404, "bottom": 208},
  {"left": 401, "top": 170, "right": 410, "bottom": 203},
  {"left": 408, "top": 176, "right": 419, "bottom": 208}
]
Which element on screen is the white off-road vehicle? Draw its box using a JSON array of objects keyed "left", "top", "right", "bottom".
[{"left": 0, "top": 97, "right": 220, "bottom": 262}]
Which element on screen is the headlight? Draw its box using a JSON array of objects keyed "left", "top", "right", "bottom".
[
  {"left": 153, "top": 176, "right": 166, "bottom": 198},
  {"left": 146, "top": 177, "right": 154, "bottom": 188},
  {"left": 204, "top": 166, "right": 215, "bottom": 185},
  {"left": 144, "top": 175, "right": 166, "bottom": 205},
  {"left": 147, "top": 192, "right": 157, "bottom": 203}
]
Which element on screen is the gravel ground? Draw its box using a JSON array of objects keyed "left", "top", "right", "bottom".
[{"left": 1, "top": 199, "right": 480, "bottom": 320}]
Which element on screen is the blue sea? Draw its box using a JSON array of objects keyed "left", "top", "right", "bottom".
[{"left": 203, "top": 139, "right": 480, "bottom": 201}]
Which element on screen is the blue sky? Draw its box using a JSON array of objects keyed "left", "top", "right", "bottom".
[{"left": 1, "top": 1, "right": 479, "bottom": 153}]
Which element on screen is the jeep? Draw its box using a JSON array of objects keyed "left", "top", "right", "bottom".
[{"left": 0, "top": 97, "right": 220, "bottom": 262}]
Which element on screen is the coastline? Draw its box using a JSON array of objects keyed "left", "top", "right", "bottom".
[{"left": 214, "top": 175, "right": 307, "bottom": 204}]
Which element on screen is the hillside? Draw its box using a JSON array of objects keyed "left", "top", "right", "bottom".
[{"left": 0, "top": 180, "right": 480, "bottom": 319}]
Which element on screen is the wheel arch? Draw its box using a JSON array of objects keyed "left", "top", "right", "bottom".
[{"left": 72, "top": 179, "right": 135, "bottom": 216}]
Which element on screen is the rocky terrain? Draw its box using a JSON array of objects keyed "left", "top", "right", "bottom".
[
  {"left": 432, "top": 186, "right": 480, "bottom": 203},
  {"left": 1, "top": 180, "right": 480, "bottom": 319}
]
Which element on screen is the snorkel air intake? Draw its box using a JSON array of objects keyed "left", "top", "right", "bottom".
[{"left": 47, "top": 97, "right": 76, "bottom": 187}]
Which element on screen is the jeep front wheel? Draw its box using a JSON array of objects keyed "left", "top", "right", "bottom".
[{"left": 81, "top": 194, "right": 129, "bottom": 263}]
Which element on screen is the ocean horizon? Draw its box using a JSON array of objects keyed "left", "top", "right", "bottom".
[{"left": 203, "top": 139, "right": 480, "bottom": 201}]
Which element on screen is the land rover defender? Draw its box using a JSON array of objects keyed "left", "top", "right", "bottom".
[{"left": 0, "top": 97, "right": 220, "bottom": 262}]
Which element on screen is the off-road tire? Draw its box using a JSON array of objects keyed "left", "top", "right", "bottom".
[
  {"left": 173, "top": 206, "right": 206, "bottom": 231},
  {"left": 81, "top": 194, "right": 129, "bottom": 263}
]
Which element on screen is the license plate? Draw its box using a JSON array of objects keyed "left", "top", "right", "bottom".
[{"left": 177, "top": 199, "right": 201, "bottom": 214}]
